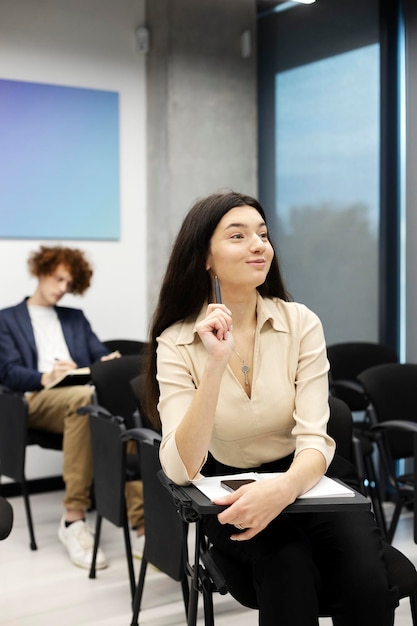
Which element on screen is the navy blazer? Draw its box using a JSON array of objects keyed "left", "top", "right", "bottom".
[{"left": 0, "top": 299, "right": 109, "bottom": 393}]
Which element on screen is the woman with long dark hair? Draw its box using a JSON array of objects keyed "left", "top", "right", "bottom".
[{"left": 145, "top": 191, "right": 397, "bottom": 625}]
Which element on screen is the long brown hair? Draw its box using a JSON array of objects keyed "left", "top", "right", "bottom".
[{"left": 144, "top": 191, "right": 290, "bottom": 429}]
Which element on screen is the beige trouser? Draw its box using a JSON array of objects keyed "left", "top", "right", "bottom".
[{"left": 27, "top": 386, "right": 144, "bottom": 528}]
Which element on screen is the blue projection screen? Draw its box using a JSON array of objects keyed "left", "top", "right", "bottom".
[{"left": 0, "top": 79, "right": 120, "bottom": 240}]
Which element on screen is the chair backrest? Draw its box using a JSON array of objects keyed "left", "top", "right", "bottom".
[
  {"left": 0, "top": 390, "right": 28, "bottom": 479},
  {"left": 0, "top": 496, "right": 13, "bottom": 540},
  {"left": 357, "top": 362, "right": 417, "bottom": 459},
  {"left": 88, "top": 412, "right": 128, "bottom": 527},
  {"left": 327, "top": 341, "right": 398, "bottom": 411},
  {"left": 129, "top": 374, "right": 158, "bottom": 432},
  {"left": 139, "top": 439, "right": 187, "bottom": 581},
  {"left": 0, "top": 386, "right": 63, "bottom": 550},
  {"left": 0, "top": 388, "right": 61, "bottom": 480},
  {"left": 90, "top": 355, "right": 143, "bottom": 427},
  {"left": 103, "top": 339, "right": 147, "bottom": 356},
  {"left": 327, "top": 396, "right": 355, "bottom": 463}
]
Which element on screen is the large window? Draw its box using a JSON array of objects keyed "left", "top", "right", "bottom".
[
  {"left": 258, "top": 0, "right": 382, "bottom": 345},
  {"left": 275, "top": 45, "right": 380, "bottom": 343}
]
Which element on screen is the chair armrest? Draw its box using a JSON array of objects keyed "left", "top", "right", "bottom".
[
  {"left": 0, "top": 386, "right": 28, "bottom": 418},
  {"left": 0, "top": 384, "right": 27, "bottom": 402},
  {"left": 0, "top": 384, "right": 15, "bottom": 394},
  {"left": 158, "top": 470, "right": 202, "bottom": 523},
  {"left": 158, "top": 470, "right": 229, "bottom": 595},
  {"left": 79, "top": 405, "right": 161, "bottom": 445},
  {"left": 371, "top": 420, "right": 417, "bottom": 434},
  {"left": 77, "top": 404, "right": 113, "bottom": 418},
  {"left": 330, "top": 379, "right": 365, "bottom": 395},
  {"left": 121, "top": 427, "right": 161, "bottom": 445}
]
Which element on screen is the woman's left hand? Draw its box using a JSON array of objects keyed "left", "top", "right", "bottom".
[{"left": 213, "top": 475, "right": 296, "bottom": 541}]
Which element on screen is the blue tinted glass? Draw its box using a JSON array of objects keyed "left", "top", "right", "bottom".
[{"left": 275, "top": 44, "right": 380, "bottom": 342}]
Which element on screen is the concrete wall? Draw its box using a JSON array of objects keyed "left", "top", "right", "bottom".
[{"left": 145, "top": 0, "right": 258, "bottom": 313}]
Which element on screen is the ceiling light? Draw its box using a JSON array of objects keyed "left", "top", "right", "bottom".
[
  {"left": 258, "top": 0, "right": 316, "bottom": 18},
  {"left": 258, "top": 0, "right": 316, "bottom": 19}
]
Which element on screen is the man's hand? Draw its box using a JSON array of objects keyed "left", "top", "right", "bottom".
[
  {"left": 100, "top": 350, "right": 121, "bottom": 361},
  {"left": 41, "top": 359, "right": 77, "bottom": 387}
]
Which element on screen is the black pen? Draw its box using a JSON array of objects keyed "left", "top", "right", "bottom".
[{"left": 214, "top": 275, "right": 222, "bottom": 304}]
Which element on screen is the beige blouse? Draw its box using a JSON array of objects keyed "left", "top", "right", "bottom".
[{"left": 157, "top": 294, "right": 335, "bottom": 485}]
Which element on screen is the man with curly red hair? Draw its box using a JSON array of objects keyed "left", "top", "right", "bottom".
[{"left": 0, "top": 245, "right": 130, "bottom": 569}]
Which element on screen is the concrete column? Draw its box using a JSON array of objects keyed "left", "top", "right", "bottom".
[{"left": 145, "top": 0, "right": 257, "bottom": 312}]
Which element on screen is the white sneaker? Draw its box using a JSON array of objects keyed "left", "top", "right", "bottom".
[
  {"left": 58, "top": 516, "right": 108, "bottom": 570},
  {"left": 132, "top": 533, "right": 145, "bottom": 560}
]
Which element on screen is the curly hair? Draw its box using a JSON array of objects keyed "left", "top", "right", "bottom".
[{"left": 27, "top": 245, "right": 93, "bottom": 295}]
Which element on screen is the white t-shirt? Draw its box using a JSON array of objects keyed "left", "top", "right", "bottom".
[{"left": 28, "top": 305, "right": 72, "bottom": 373}]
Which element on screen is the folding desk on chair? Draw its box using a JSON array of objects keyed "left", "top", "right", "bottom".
[{"left": 160, "top": 473, "right": 371, "bottom": 626}]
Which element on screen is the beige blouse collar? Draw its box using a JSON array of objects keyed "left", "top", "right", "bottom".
[{"left": 176, "top": 293, "right": 290, "bottom": 346}]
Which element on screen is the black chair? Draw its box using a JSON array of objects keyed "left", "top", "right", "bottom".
[
  {"left": 130, "top": 437, "right": 191, "bottom": 626},
  {"left": 86, "top": 407, "right": 157, "bottom": 600},
  {"left": 103, "top": 339, "right": 147, "bottom": 356},
  {"left": 358, "top": 362, "right": 417, "bottom": 543},
  {"left": 85, "top": 357, "right": 150, "bottom": 588},
  {"left": 0, "top": 353, "right": 142, "bottom": 552},
  {"left": 160, "top": 396, "right": 417, "bottom": 625},
  {"left": 129, "top": 374, "right": 159, "bottom": 431},
  {"left": 327, "top": 341, "right": 398, "bottom": 535},
  {"left": 90, "top": 355, "right": 144, "bottom": 428},
  {"left": 327, "top": 342, "right": 398, "bottom": 412},
  {"left": 0, "top": 385, "right": 62, "bottom": 550}
]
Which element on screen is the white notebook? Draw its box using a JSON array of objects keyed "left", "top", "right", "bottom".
[{"left": 192, "top": 472, "right": 355, "bottom": 501}]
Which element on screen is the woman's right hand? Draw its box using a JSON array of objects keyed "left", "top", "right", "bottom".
[
  {"left": 195, "top": 303, "right": 234, "bottom": 359},
  {"left": 174, "top": 304, "right": 234, "bottom": 479}
]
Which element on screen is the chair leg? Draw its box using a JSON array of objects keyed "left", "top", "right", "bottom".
[
  {"left": 187, "top": 519, "right": 204, "bottom": 626},
  {"left": 409, "top": 590, "right": 417, "bottom": 626},
  {"left": 352, "top": 435, "right": 387, "bottom": 537},
  {"left": 130, "top": 557, "right": 148, "bottom": 626},
  {"left": 387, "top": 501, "right": 404, "bottom": 544},
  {"left": 201, "top": 573, "right": 215, "bottom": 626},
  {"left": 122, "top": 515, "right": 136, "bottom": 601},
  {"left": 89, "top": 515, "right": 102, "bottom": 579},
  {"left": 187, "top": 583, "right": 200, "bottom": 626},
  {"left": 20, "top": 479, "right": 37, "bottom": 550},
  {"left": 181, "top": 577, "right": 190, "bottom": 620},
  {"left": 363, "top": 454, "right": 388, "bottom": 538}
]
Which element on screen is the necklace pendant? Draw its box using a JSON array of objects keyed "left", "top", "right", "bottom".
[{"left": 241, "top": 364, "right": 249, "bottom": 385}]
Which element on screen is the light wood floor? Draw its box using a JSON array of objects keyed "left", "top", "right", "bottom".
[{"left": 1, "top": 491, "right": 416, "bottom": 625}]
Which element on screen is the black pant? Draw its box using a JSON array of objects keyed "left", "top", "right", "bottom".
[{"left": 202, "top": 455, "right": 399, "bottom": 626}]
